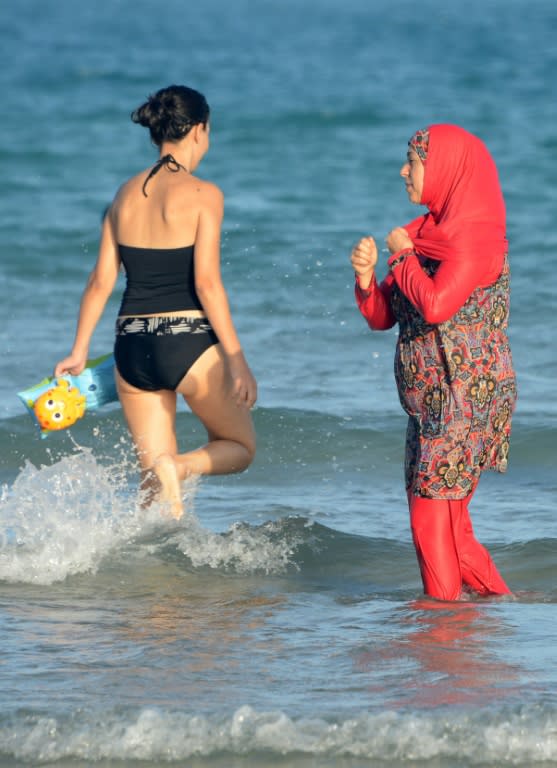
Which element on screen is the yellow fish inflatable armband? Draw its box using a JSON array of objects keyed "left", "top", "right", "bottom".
[
  {"left": 17, "top": 353, "right": 118, "bottom": 438},
  {"left": 33, "top": 379, "right": 87, "bottom": 431}
]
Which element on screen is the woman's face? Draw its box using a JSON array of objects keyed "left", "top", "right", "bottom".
[{"left": 400, "top": 149, "right": 424, "bottom": 204}]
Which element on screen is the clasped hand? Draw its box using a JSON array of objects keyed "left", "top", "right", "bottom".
[
  {"left": 385, "top": 227, "right": 413, "bottom": 254},
  {"left": 350, "top": 236, "right": 378, "bottom": 280},
  {"left": 351, "top": 227, "right": 413, "bottom": 285}
]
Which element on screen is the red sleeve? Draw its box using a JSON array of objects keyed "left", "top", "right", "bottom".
[
  {"left": 354, "top": 273, "right": 397, "bottom": 330},
  {"left": 389, "top": 251, "right": 502, "bottom": 324}
]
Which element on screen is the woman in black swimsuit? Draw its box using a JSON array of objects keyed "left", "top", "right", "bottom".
[{"left": 55, "top": 85, "right": 257, "bottom": 518}]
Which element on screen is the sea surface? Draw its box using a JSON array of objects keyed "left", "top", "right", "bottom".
[{"left": 1, "top": 0, "right": 556, "bottom": 766}]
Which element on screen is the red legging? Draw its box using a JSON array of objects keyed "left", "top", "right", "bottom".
[{"left": 409, "top": 491, "right": 511, "bottom": 601}]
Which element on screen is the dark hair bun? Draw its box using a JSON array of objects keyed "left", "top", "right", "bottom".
[{"left": 131, "top": 84, "right": 210, "bottom": 146}]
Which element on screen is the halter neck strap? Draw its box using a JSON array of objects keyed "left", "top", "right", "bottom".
[{"left": 142, "top": 154, "right": 189, "bottom": 197}]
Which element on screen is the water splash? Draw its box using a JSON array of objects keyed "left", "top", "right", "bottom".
[
  {"left": 0, "top": 447, "right": 300, "bottom": 585},
  {"left": 0, "top": 448, "right": 148, "bottom": 584}
]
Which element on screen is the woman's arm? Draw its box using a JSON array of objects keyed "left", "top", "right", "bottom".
[
  {"left": 55, "top": 213, "right": 120, "bottom": 376},
  {"left": 389, "top": 252, "right": 500, "bottom": 324},
  {"left": 194, "top": 183, "right": 257, "bottom": 408},
  {"left": 351, "top": 236, "right": 397, "bottom": 330},
  {"left": 386, "top": 225, "right": 502, "bottom": 324},
  {"left": 355, "top": 275, "right": 397, "bottom": 330}
]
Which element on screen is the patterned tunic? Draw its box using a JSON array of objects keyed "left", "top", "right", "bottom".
[{"left": 391, "top": 257, "right": 517, "bottom": 498}]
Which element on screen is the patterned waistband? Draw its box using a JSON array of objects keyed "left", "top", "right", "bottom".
[{"left": 115, "top": 316, "right": 214, "bottom": 336}]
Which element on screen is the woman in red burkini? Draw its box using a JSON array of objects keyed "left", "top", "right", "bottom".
[{"left": 351, "top": 124, "right": 517, "bottom": 601}]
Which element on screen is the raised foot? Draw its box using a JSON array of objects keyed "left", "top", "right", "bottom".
[{"left": 153, "top": 454, "right": 183, "bottom": 520}]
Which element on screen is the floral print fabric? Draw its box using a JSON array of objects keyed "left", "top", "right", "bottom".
[
  {"left": 391, "top": 256, "right": 517, "bottom": 498},
  {"left": 409, "top": 128, "right": 429, "bottom": 164}
]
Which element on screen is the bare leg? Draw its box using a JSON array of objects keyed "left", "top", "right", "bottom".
[
  {"left": 151, "top": 454, "right": 184, "bottom": 519},
  {"left": 173, "top": 344, "right": 256, "bottom": 479},
  {"left": 116, "top": 372, "right": 184, "bottom": 518},
  {"left": 115, "top": 344, "right": 255, "bottom": 517}
]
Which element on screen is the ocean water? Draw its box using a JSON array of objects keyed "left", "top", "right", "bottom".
[{"left": 1, "top": 0, "right": 556, "bottom": 766}]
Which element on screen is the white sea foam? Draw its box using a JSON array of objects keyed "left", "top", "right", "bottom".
[
  {"left": 0, "top": 449, "right": 148, "bottom": 584},
  {"left": 0, "top": 449, "right": 299, "bottom": 585},
  {"left": 1, "top": 704, "right": 556, "bottom": 764},
  {"left": 171, "top": 516, "right": 300, "bottom": 574}
]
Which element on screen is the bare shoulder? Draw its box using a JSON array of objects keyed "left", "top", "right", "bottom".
[
  {"left": 118, "top": 170, "right": 147, "bottom": 198},
  {"left": 111, "top": 173, "right": 143, "bottom": 211},
  {"left": 193, "top": 177, "right": 224, "bottom": 210}
]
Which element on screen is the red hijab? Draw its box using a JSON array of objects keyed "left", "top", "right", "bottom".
[{"left": 404, "top": 124, "right": 507, "bottom": 265}]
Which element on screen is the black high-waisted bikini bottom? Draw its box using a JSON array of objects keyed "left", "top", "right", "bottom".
[{"left": 114, "top": 315, "right": 219, "bottom": 391}]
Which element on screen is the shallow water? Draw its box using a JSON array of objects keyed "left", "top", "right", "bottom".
[{"left": 1, "top": 0, "right": 557, "bottom": 765}]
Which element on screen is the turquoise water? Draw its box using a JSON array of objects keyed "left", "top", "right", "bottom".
[{"left": 1, "top": 0, "right": 556, "bottom": 765}]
